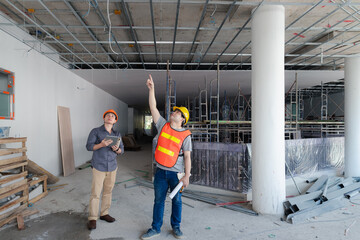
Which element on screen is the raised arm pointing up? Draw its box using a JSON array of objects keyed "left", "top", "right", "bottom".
[{"left": 146, "top": 74, "right": 160, "bottom": 124}]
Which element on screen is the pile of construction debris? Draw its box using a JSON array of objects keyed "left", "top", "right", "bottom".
[{"left": 283, "top": 175, "right": 360, "bottom": 224}]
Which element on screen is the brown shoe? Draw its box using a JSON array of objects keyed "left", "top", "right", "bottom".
[
  {"left": 100, "top": 214, "right": 115, "bottom": 222},
  {"left": 87, "top": 220, "right": 96, "bottom": 230}
]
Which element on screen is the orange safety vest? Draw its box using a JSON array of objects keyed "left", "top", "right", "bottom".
[{"left": 155, "top": 122, "right": 191, "bottom": 168}]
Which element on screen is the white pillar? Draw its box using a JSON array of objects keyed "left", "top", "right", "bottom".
[
  {"left": 251, "top": 5, "right": 285, "bottom": 215},
  {"left": 345, "top": 57, "right": 360, "bottom": 177}
]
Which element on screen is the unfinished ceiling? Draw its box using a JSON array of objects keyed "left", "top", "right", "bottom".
[{"left": 1, "top": 0, "right": 360, "bottom": 71}]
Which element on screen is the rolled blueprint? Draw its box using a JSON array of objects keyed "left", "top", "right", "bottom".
[{"left": 169, "top": 181, "right": 183, "bottom": 199}]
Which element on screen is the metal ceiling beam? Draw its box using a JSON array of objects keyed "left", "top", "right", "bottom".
[
  {"left": 194, "top": 0, "right": 237, "bottom": 70},
  {"left": 90, "top": 0, "right": 131, "bottom": 68},
  {"left": 149, "top": 0, "right": 158, "bottom": 69},
  {"left": 0, "top": 2, "right": 28, "bottom": 23},
  {"left": 170, "top": 0, "right": 181, "bottom": 69},
  {"left": 7, "top": 23, "right": 360, "bottom": 32},
  {"left": 63, "top": 0, "right": 118, "bottom": 69},
  {"left": 69, "top": 61, "right": 338, "bottom": 67},
  {"left": 2, "top": 0, "right": 64, "bottom": 53},
  {"left": 183, "top": 0, "right": 209, "bottom": 70},
  {"left": 11, "top": 0, "right": 360, "bottom": 7},
  {"left": 38, "top": 0, "right": 107, "bottom": 69},
  {"left": 291, "top": 6, "right": 360, "bottom": 70},
  {"left": 285, "top": 0, "right": 325, "bottom": 30},
  {"left": 222, "top": 41, "right": 250, "bottom": 70},
  {"left": 285, "top": 3, "right": 343, "bottom": 46},
  {"left": 209, "top": 0, "right": 264, "bottom": 70},
  {"left": 285, "top": 32, "right": 335, "bottom": 64},
  {"left": 0, "top": 13, "right": 75, "bottom": 69},
  {"left": 43, "top": 51, "right": 351, "bottom": 58},
  {"left": 298, "top": 37, "right": 360, "bottom": 70},
  {"left": 318, "top": 0, "right": 360, "bottom": 70},
  {"left": 286, "top": 5, "right": 360, "bottom": 66},
  {"left": 228, "top": 3, "right": 240, "bottom": 21},
  {"left": 4, "top": 0, "right": 93, "bottom": 69},
  {"left": 24, "top": 39, "right": 359, "bottom": 47},
  {"left": 231, "top": 0, "right": 342, "bottom": 71},
  {"left": 120, "top": 0, "right": 145, "bottom": 69}
]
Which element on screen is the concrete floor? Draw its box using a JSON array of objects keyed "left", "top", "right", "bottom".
[{"left": 2, "top": 143, "right": 360, "bottom": 240}]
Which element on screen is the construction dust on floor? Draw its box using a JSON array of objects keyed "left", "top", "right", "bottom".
[
  {"left": 0, "top": 211, "right": 92, "bottom": 240},
  {"left": 1, "top": 143, "right": 360, "bottom": 240}
]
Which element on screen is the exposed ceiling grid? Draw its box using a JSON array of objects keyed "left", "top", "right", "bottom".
[{"left": 1, "top": 0, "right": 360, "bottom": 70}]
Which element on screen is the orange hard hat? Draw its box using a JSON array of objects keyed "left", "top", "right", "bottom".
[{"left": 103, "top": 109, "right": 118, "bottom": 120}]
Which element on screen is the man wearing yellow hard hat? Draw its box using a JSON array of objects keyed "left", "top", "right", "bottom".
[
  {"left": 86, "top": 109, "right": 124, "bottom": 230},
  {"left": 141, "top": 75, "right": 192, "bottom": 240}
]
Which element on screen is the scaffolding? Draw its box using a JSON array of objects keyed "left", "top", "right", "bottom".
[
  {"left": 209, "top": 61, "right": 220, "bottom": 142},
  {"left": 199, "top": 79, "right": 208, "bottom": 122},
  {"left": 285, "top": 76, "right": 300, "bottom": 140},
  {"left": 185, "top": 70, "right": 344, "bottom": 144}
]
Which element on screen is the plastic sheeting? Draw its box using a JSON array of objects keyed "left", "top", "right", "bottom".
[{"left": 191, "top": 137, "right": 344, "bottom": 193}]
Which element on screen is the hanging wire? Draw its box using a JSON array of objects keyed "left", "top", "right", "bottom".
[
  {"left": 210, "top": 4, "right": 217, "bottom": 17},
  {"left": 107, "top": 0, "right": 121, "bottom": 55},
  {"left": 83, "top": 0, "right": 92, "bottom": 18}
]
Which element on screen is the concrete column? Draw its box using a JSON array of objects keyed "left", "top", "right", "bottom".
[
  {"left": 345, "top": 57, "right": 360, "bottom": 177},
  {"left": 251, "top": 5, "right": 285, "bottom": 215}
]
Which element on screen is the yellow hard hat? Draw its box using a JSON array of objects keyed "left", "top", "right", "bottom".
[{"left": 173, "top": 106, "right": 190, "bottom": 125}]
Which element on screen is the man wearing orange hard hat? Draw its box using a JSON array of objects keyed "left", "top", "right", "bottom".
[
  {"left": 141, "top": 75, "right": 192, "bottom": 240},
  {"left": 86, "top": 109, "right": 124, "bottom": 230}
]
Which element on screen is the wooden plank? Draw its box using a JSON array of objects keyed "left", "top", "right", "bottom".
[
  {"left": 0, "top": 204, "right": 26, "bottom": 222},
  {"left": 0, "top": 156, "right": 27, "bottom": 166},
  {"left": 0, "top": 171, "right": 27, "bottom": 185},
  {"left": 29, "top": 191, "right": 48, "bottom": 204},
  {"left": 28, "top": 175, "right": 47, "bottom": 187},
  {"left": 0, "top": 207, "right": 38, "bottom": 228},
  {"left": 27, "top": 159, "right": 59, "bottom": 184},
  {"left": 0, "top": 161, "right": 27, "bottom": 173},
  {"left": 0, "top": 138, "right": 27, "bottom": 144},
  {"left": 27, "top": 175, "right": 48, "bottom": 203},
  {"left": 0, "top": 195, "right": 27, "bottom": 213},
  {"left": 0, "top": 179, "right": 27, "bottom": 196},
  {"left": 0, "top": 186, "right": 26, "bottom": 201},
  {"left": 16, "top": 215, "right": 25, "bottom": 230},
  {"left": 43, "top": 174, "right": 47, "bottom": 195},
  {"left": 57, "top": 106, "right": 75, "bottom": 177},
  {"left": 0, "top": 147, "right": 27, "bottom": 156}
]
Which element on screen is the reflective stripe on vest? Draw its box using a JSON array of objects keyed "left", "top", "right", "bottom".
[{"left": 155, "top": 122, "right": 191, "bottom": 168}]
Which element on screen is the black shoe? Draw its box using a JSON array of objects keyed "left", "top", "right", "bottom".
[
  {"left": 87, "top": 220, "right": 96, "bottom": 230},
  {"left": 100, "top": 214, "right": 115, "bottom": 222}
]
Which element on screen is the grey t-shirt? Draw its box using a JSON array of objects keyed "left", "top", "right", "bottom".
[{"left": 154, "top": 116, "right": 192, "bottom": 173}]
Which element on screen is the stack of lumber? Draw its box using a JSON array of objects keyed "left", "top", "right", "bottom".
[{"left": 0, "top": 138, "right": 47, "bottom": 229}]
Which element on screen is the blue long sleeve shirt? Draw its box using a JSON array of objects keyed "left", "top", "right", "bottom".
[{"left": 86, "top": 125, "right": 124, "bottom": 172}]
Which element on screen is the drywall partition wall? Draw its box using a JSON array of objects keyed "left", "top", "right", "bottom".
[{"left": 0, "top": 27, "right": 128, "bottom": 176}]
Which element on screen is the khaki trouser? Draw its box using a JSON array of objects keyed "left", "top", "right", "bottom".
[{"left": 88, "top": 167, "right": 117, "bottom": 220}]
